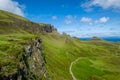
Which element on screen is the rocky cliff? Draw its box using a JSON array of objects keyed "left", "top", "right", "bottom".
[
  {"left": 0, "top": 38, "right": 47, "bottom": 80},
  {"left": 0, "top": 10, "right": 58, "bottom": 80},
  {"left": 0, "top": 10, "right": 55, "bottom": 34}
]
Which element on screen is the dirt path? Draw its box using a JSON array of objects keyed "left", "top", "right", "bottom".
[{"left": 69, "top": 58, "right": 82, "bottom": 80}]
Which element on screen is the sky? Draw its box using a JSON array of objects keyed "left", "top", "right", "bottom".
[{"left": 0, "top": 0, "right": 120, "bottom": 38}]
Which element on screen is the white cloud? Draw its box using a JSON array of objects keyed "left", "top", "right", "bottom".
[
  {"left": 95, "top": 17, "right": 109, "bottom": 24},
  {"left": 66, "top": 15, "right": 73, "bottom": 19},
  {"left": 91, "top": 0, "right": 120, "bottom": 9},
  {"left": 80, "top": 17, "right": 92, "bottom": 24},
  {"left": 64, "top": 15, "right": 74, "bottom": 25},
  {"left": 0, "top": 0, "right": 25, "bottom": 16},
  {"left": 65, "top": 19, "right": 72, "bottom": 24},
  {"left": 82, "top": 0, "right": 120, "bottom": 10},
  {"left": 64, "top": 15, "right": 78, "bottom": 25},
  {"left": 81, "top": 17, "right": 109, "bottom": 25},
  {"left": 52, "top": 16, "right": 57, "bottom": 20}
]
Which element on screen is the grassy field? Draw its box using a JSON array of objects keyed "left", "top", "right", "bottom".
[
  {"left": 40, "top": 32, "right": 120, "bottom": 80},
  {"left": 0, "top": 31, "right": 120, "bottom": 80},
  {"left": 72, "top": 56, "right": 120, "bottom": 80},
  {"left": 0, "top": 10, "right": 120, "bottom": 80}
]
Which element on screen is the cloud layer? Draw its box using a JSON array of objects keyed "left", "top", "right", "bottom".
[
  {"left": 80, "top": 17, "right": 109, "bottom": 25},
  {"left": 52, "top": 16, "right": 57, "bottom": 20},
  {"left": 95, "top": 17, "right": 109, "bottom": 24},
  {"left": 65, "top": 19, "right": 72, "bottom": 24},
  {"left": 91, "top": 0, "right": 120, "bottom": 9},
  {"left": 82, "top": 0, "right": 120, "bottom": 12},
  {"left": 64, "top": 15, "right": 73, "bottom": 24},
  {"left": 80, "top": 17, "right": 92, "bottom": 25},
  {"left": 0, "top": 0, "right": 25, "bottom": 16}
]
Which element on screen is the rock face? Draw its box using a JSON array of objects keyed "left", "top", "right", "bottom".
[
  {"left": 43, "top": 24, "right": 53, "bottom": 32},
  {"left": 0, "top": 10, "right": 53, "bottom": 80},
  {"left": 0, "top": 38, "right": 47, "bottom": 80},
  {"left": 25, "top": 38, "right": 46, "bottom": 79},
  {"left": 0, "top": 15, "right": 55, "bottom": 34}
]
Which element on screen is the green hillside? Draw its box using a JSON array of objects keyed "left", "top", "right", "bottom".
[{"left": 0, "top": 10, "right": 120, "bottom": 80}]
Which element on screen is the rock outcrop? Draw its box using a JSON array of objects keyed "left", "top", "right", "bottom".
[
  {"left": 43, "top": 24, "right": 53, "bottom": 32},
  {"left": 91, "top": 36, "right": 102, "bottom": 41},
  {"left": 25, "top": 38, "right": 47, "bottom": 79},
  {"left": 0, "top": 17, "right": 55, "bottom": 34},
  {"left": 0, "top": 38, "right": 47, "bottom": 80}
]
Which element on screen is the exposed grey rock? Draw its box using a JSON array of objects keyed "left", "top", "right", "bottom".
[
  {"left": 0, "top": 38, "right": 47, "bottom": 80},
  {"left": 26, "top": 45, "right": 32, "bottom": 56}
]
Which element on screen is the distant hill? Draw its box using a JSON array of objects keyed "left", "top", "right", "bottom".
[
  {"left": 90, "top": 36, "right": 103, "bottom": 40},
  {"left": 81, "top": 36, "right": 120, "bottom": 42},
  {"left": 0, "top": 10, "right": 120, "bottom": 80}
]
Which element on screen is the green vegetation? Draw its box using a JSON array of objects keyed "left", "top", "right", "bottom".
[
  {"left": 0, "top": 10, "right": 28, "bottom": 22},
  {"left": 0, "top": 33, "right": 36, "bottom": 75},
  {"left": 40, "top": 32, "right": 120, "bottom": 80},
  {"left": 0, "top": 10, "right": 120, "bottom": 80},
  {"left": 72, "top": 56, "right": 120, "bottom": 80}
]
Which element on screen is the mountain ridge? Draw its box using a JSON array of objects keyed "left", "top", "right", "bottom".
[{"left": 0, "top": 10, "right": 120, "bottom": 80}]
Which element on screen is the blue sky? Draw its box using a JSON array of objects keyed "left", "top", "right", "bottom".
[{"left": 0, "top": 0, "right": 120, "bottom": 37}]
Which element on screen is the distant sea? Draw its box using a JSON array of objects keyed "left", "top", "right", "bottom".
[{"left": 80, "top": 36, "right": 120, "bottom": 42}]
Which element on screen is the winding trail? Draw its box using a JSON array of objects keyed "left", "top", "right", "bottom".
[{"left": 69, "top": 57, "right": 82, "bottom": 80}]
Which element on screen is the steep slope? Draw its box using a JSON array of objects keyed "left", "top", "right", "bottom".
[
  {"left": 0, "top": 10, "right": 120, "bottom": 80},
  {"left": 0, "top": 33, "right": 48, "bottom": 80},
  {"left": 0, "top": 10, "right": 55, "bottom": 34},
  {"left": 40, "top": 32, "right": 120, "bottom": 80},
  {"left": 0, "top": 10, "right": 54, "bottom": 80}
]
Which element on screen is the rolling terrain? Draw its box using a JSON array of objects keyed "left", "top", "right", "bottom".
[{"left": 0, "top": 10, "right": 120, "bottom": 80}]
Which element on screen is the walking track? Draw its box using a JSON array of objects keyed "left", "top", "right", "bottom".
[{"left": 69, "top": 58, "right": 82, "bottom": 80}]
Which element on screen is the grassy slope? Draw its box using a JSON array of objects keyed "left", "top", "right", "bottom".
[
  {"left": 0, "top": 10, "right": 120, "bottom": 80},
  {"left": 0, "top": 10, "right": 28, "bottom": 34},
  {"left": 72, "top": 56, "right": 120, "bottom": 80},
  {"left": 0, "top": 10, "right": 32, "bottom": 75},
  {"left": 78, "top": 44, "right": 120, "bottom": 80},
  {"left": 1, "top": 31, "right": 120, "bottom": 80},
  {"left": 40, "top": 32, "right": 120, "bottom": 80},
  {"left": 0, "top": 33, "right": 37, "bottom": 75},
  {"left": 0, "top": 10, "right": 28, "bottom": 22}
]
